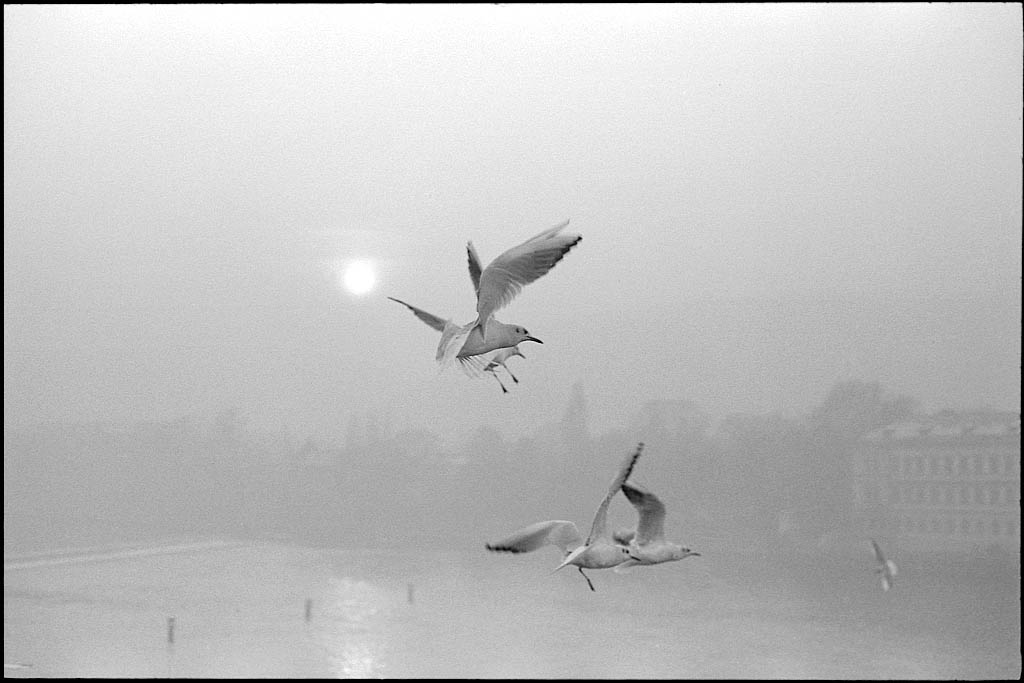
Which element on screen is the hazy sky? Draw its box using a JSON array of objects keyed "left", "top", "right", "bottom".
[{"left": 4, "top": 4, "right": 1021, "bottom": 442}]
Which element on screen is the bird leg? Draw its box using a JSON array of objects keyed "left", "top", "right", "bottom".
[
  {"left": 577, "top": 567, "right": 595, "bottom": 592},
  {"left": 506, "top": 366, "right": 519, "bottom": 384},
  {"left": 488, "top": 370, "right": 509, "bottom": 393}
]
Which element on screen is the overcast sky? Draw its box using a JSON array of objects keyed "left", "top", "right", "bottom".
[{"left": 4, "top": 4, "right": 1021, "bottom": 442}]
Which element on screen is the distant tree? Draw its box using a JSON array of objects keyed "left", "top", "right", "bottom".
[
  {"left": 806, "top": 380, "right": 919, "bottom": 526},
  {"left": 629, "top": 399, "right": 710, "bottom": 449},
  {"left": 715, "top": 411, "right": 809, "bottom": 532},
  {"left": 809, "top": 380, "right": 918, "bottom": 443},
  {"left": 213, "top": 406, "right": 246, "bottom": 442}
]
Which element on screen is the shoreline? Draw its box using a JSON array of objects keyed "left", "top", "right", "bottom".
[{"left": 3, "top": 537, "right": 246, "bottom": 571}]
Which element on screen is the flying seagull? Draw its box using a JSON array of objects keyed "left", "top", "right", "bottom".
[
  {"left": 388, "top": 296, "right": 525, "bottom": 392},
  {"left": 870, "top": 539, "right": 898, "bottom": 592},
  {"left": 612, "top": 480, "right": 700, "bottom": 569},
  {"left": 436, "top": 219, "right": 581, "bottom": 371}
]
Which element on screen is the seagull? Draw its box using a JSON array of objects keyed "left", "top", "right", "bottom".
[
  {"left": 612, "top": 480, "right": 700, "bottom": 569},
  {"left": 870, "top": 539, "right": 898, "bottom": 592},
  {"left": 388, "top": 296, "right": 526, "bottom": 392},
  {"left": 486, "top": 443, "right": 643, "bottom": 591},
  {"left": 436, "top": 219, "right": 581, "bottom": 371}
]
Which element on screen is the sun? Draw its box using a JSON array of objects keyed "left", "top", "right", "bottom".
[{"left": 341, "top": 260, "right": 377, "bottom": 296}]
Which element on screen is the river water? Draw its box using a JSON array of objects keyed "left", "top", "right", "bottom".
[{"left": 4, "top": 540, "right": 1019, "bottom": 678}]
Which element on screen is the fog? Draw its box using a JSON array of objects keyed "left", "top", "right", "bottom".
[{"left": 3, "top": 5, "right": 1022, "bottom": 677}]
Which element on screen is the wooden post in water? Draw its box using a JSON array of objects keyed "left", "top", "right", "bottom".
[
  {"left": 407, "top": 583, "right": 414, "bottom": 605},
  {"left": 167, "top": 616, "right": 175, "bottom": 644},
  {"left": 304, "top": 598, "right": 313, "bottom": 622}
]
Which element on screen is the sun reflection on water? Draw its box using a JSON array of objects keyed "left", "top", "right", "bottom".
[{"left": 321, "top": 577, "right": 389, "bottom": 679}]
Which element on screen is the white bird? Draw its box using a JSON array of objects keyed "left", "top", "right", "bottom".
[
  {"left": 486, "top": 443, "right": 643, "bottom": 592},
  {"left": 436, "top": 219, "right": 581, "bottom": 371},
  {"left": 388, "top": 296, "right": 525, "bottom": 393},
  {"left": 612, "top": 480, "right": 701, "bottom": 569},
  {"left": 870, "top": 539, "right": 898, "bottom": 592}
]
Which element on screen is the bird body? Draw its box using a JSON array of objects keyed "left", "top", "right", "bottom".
[
  {"left": 614, "top": 480, "right": 700, "bottom": 568},
  {"left": 437, "top": 318, "right": 539, "bottom": 365},
  {"left": 388, "top": 296, "right": 526, "bottom": 391}
]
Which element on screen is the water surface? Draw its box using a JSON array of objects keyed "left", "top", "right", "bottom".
[{"left": 4, "top": 540, "right": 1019, "bottom": 678}]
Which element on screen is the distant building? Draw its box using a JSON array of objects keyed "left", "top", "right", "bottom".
[{"left": 851, "top": 411, "right": 1020, "bottom": 552}]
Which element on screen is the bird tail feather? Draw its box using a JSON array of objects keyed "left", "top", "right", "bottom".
[{"left": 437, "top": 322, "right": 472, "bottom": 369}]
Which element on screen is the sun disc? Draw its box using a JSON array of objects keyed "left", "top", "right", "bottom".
[{"left": 342, "top": 260, "right": 377, "bottom": 295}]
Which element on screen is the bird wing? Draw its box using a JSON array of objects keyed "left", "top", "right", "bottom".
[
  {"left": 455, "top": 352, "right": 498, "bottom": 378},
  {"left": 586, "top": 443, "right": 644, "bottom": 544},
  {"left": 474, "top": 219, "right": 581, "bottom": 324},
  {"left": 486, "top": 520, "right": 582, "bottom": 555},
  {"left": 388, "top": 297, "right": 448, "bottom": 333},
  {"left": 886, "top": 560, "right": 898, "bottom": 577},
  {"left": 612, "top": 528, "right": 636, "bottom": 546},
  {"left": 436, "top": 320, "right": 474, "bottom": 367},
  {"left": 467, "top": 241, "right": 483, "bottom": 295},
  {"left": 621, "top": 481, "right": 667, "bottom": 545},
  {"left": 870, "top": 539, "right": 886, "bottom": 565}
]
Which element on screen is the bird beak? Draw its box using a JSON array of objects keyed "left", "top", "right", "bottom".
[{"left": 524, "top": 336, "right": 543, "bottom": 344}]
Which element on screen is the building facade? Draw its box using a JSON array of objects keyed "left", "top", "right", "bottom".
[{"left": 851, "top": 411, "right": 1020, "bottom": 552}]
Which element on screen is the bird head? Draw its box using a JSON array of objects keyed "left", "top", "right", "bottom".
[
  {"left": 672, "top": 544, "right": 701, "bottom": 560},
  {"left": 512, "top": 326, "right": 543, "bottom": 345}
]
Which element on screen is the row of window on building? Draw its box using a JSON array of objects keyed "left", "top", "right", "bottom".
[
  {"left": 863, "top": 515, "right": 1019, "bottom": 539},
  {"left": 888, "top": 481, "right": 1017, "bottom": 507},
  {"left": 858, "top": 450, "right": 1019, "bottom": 479},
  {"left": 858, "top": 480, "right": 1018, "bottom": 507}
]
